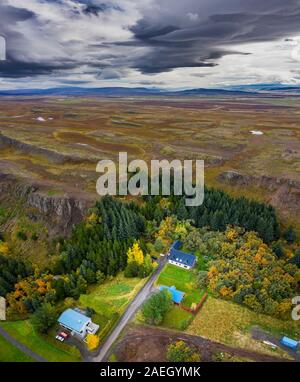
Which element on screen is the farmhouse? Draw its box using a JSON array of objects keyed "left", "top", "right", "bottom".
[
  {"left": 58, "top": 308, "right": 99, "bottom": 339},
  {"left": 168, "top": 241, "right": 196, "bottom": 270},
  {"left": 159, "top": 285, "right": 185, "bottom": 304}
]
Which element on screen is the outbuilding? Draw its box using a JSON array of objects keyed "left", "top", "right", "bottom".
[
  {"left": 280, "top": 336, "right": 298, "bottom": 350},
  {"left": 159, "top": 285, "right": 185, "bottom": 304}
]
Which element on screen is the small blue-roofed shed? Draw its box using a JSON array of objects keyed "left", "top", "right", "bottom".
[
  {"left": 280, "top": 336, "right": 299, "bottom": 350},
  {"left": 159, "top": 285, "right": 185, "bottom": 304}
]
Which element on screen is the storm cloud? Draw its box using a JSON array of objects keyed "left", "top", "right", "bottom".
[{"left": 1, "top": 0, "right": 300, "bottom": 87}]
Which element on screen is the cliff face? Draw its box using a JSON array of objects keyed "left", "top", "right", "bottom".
[
  {"left": 0, "top": 173, "right": 94, "bottom": 236},
  {"left": 218, "top": 171, "right": 300, "bottom": 219},
  {"left": 26, "top": 192, "right": 92, "bottom": 235}
]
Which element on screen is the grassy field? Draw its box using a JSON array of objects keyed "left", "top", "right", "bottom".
[
  {"left": 0, "top": 334, "right": 34, "bottom": 362},
  {"left": 0, "top": 320, "right": 81, "bottom": 362},
  {"left": 156, "top": 264, "right": 205, "bottom": 308},
  {"left": 79, "top": 273, "right": 147, "bottom": 340},
  {"left": 162, "top": 305, "right": 193, "bottom": 330},
  {"left": 187, "top": 296, "right": 300, "bottom": 358}
]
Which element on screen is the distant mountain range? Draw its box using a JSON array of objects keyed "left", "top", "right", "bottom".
[
  {"left": 0, "top": 84, "right": 300, "bottom": 97},
  {"left": 225, "top": 83, "right": 300, "bottom": 94}
]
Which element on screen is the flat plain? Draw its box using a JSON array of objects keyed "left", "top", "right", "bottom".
[{"left": 0, "top": 95, "right": 299, "bottom": 229}]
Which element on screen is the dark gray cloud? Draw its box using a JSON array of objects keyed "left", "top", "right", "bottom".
[
  {"left": 1, "top": 0, "right": 300, "bottom": 83},
  {"left": 0, "top": 59, "right": 78, "bottom": 78},
  {"left": 130, "top": 0, "right": 300, "bottom": 73}
]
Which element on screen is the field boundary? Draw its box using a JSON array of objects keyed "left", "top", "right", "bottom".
[{"left": 181, "top": 292, "right": 208, "bottom": 314}]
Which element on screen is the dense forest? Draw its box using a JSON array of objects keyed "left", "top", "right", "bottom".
[
  {"left": 49, "top": 196, "right": 147, "bottom": 300},
  {"left": 183, "top": 227, "right": 299, "bottom": 318},
  {"left": 153, "top": 217, "right": 299, "bottom": 319},
  {"left": 2, "top": 196, "right": 147, "bottom": 314},
  {"left": 0, "top": 187, "right": 298, "bottom": 320},
  {"left": 142, "top": 187, "right": 280, "bottom": 244},
  {"left": 54, "top": 196, "right": 145, "bottom": 276},
  {"left": 0, "top": 255, "right": 33, "bottom": 297}
]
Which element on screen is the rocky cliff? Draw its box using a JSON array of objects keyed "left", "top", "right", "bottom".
[
  {"left": 218, "top": 171, "right": 300, "bottom": 220},
  {"left": 0, "top": 173, "right": 94, "bottom": 236}
]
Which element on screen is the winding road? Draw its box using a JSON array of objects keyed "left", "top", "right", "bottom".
[
  {"left": 0, "top": 326, "right": 47, "bottom": 362},
  {"left": 91, "top": 257, "right": 167, "bottom": 362}
]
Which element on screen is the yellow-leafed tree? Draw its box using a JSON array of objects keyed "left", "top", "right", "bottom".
[
  {"left": 127, "top": 242, "right": 144, "bottom": 266},
  {"left": 86, "top": 334, "right": 100, "bottom": 351},
  {"left": 0, "top": 241, "right": 9, "bottom": 255}
]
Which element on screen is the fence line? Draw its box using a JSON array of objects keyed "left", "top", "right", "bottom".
[{"left": 180, "top": 292, "right": 208, "bottom": 314}]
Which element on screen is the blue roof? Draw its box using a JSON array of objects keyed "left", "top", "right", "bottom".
[
  {"left": 58, "top": 309, "right": 90, "bottom": 333},
  {"left": 281, "top": 336, "right": 298, "bottom": 349},
  {"left": 159, "top": 285, "right": 185, "bottom": 304},
  {"left": 169, "top": 248, "right": 196, "bottom": 267},
  {"left": 171, "top": 241, "right": 183, "bottom": 250}
]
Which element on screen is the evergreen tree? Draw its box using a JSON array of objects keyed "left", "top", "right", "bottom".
[{"left": 283, "top": 226, "right": 297, "bottom": 244}]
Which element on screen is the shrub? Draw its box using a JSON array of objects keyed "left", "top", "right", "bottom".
[
  {"left": 96, "top": 271, "right": 106, "bottom": 284},
  {"left": 141, "top": 290, "right": 172, "bottom": 325},
  {"left": 196, "top": 271, "right": 208, "bottom": 289},
  {"left": 31, "top": 303, "right": 57, "bottom": 333},
  {"left": 86, "top": 334, "right": 100, "bottom": 351},
  {"left": 272, "top": 242, "right": 285, "bottom": 258},
  {"left": 16, "top": 231, "right": 27, "bottom": 241},
  {"left": 31, "top": 233, "right": 39, "bottom": 241},
  {"left": 290, "top": 254, "right": 300, "bottom": 268},
  {"left": 86, "top": 307, "right": 95, "bottom": 317},
  {"left": 154, "top": 237, "right": 164, "bottom": 253},
  {"left": 124, "top": 261, "right": 141, "bottom": 278},
  {"left": 283, "top": 226, "right": 297, "bottom": 244},
  {"left": 166, "top": 341, "right": 200, "bottom": 362}
]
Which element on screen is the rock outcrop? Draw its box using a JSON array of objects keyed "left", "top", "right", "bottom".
[
  {"left": 0, "top": 173, "right": 94, "bottom": 236},
  {"left": 218, "top": 170, "right": 300, "bottom": 218},
  {"left": 0, "top": 133, "right": 94, "bottom": 164}
]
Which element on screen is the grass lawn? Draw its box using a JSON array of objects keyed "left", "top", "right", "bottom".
[
  {"left": 79, "top": 273, "right": 148, "bottom": 340},
  {"left": 79, "top": 273, "right": 147, "bottom": 316},
  {"left": 0, "top": 334, "right": 34, "bottom": 362},
  {"left": 162, "top": 305, "right": 193, "bottom": 331},
  {"left": 0, "top": 320, "right": 81, "bottom": 362},
  {"left": 187, "top": 296, "right": 300, "bottom": 359},
  {"left": 156, "top": 264, "right": 205, "bottom": 308}
]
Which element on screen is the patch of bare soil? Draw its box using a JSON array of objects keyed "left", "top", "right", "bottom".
[{"left": 113, "top": 325, "right": 290, "bottom": 362}]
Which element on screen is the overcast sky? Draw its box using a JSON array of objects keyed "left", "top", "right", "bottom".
[{"left": 1, "top": 0, "right": 300, "bottom": 89}]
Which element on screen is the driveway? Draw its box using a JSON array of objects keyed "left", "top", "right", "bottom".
[
  {"left": 91, "top": 257, "right": 167, "bottom": 362},
  {"left": 0, "top": 326, "right": 47, "bottom": 362}
]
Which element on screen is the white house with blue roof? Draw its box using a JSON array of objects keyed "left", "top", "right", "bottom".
[
  {"left": 58, "top": 308, "right": 99, "bottom": 339},
  {"left": 168, "top": 241, "right": 196, "bottom": 270}
]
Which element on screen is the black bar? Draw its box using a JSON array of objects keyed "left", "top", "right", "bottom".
[{"left": 1, "top": 362, "right": 300, "bottom": 380}]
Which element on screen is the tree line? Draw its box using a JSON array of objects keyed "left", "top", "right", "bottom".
[
  {"left": 0, "top": 255, "right": 33, "bottom": 297},
  {"left": 50, "top": 196, "right": 146, "bottom": 300},
  {"left": 142, "top": 187, "right": 280, "bottom": 244}
]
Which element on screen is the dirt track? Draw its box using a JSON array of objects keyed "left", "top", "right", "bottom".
[{"left": 113, "top": 325, "right": 291, "bottom": 362}]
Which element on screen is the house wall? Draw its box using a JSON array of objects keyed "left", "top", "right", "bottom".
[
  {"left": 169, "top": 259, "right": 191, "bottom": 269},
  {"left": 60, "top": 322, "right": 90, "bottom": 338}
]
